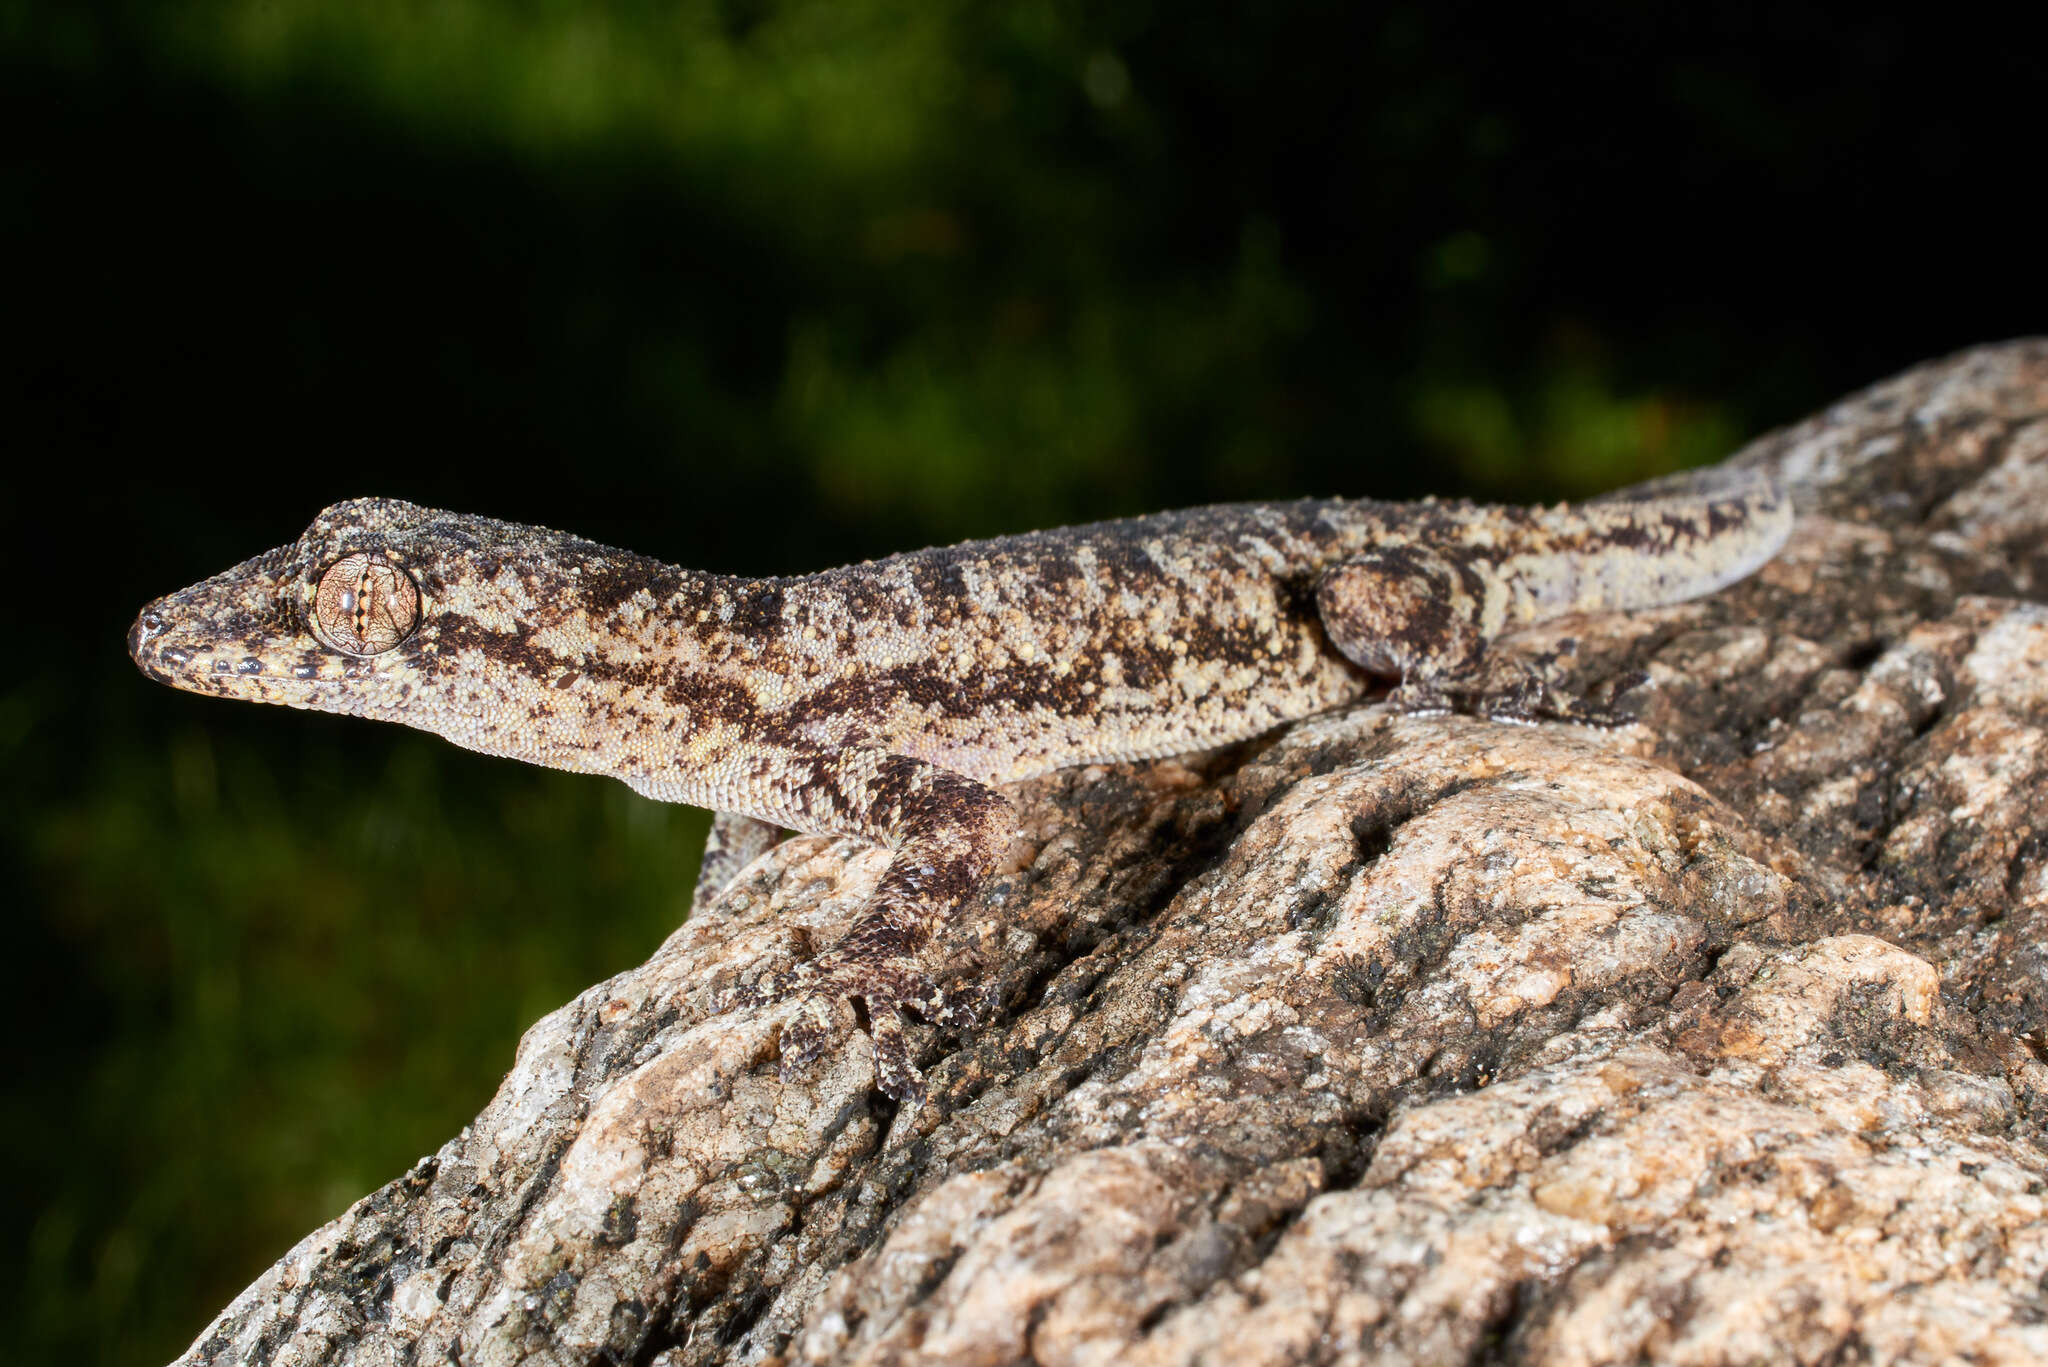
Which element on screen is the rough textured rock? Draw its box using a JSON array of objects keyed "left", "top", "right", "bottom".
[{"left": 179, "top": 341, "right": 2048, "bottom": 1367}]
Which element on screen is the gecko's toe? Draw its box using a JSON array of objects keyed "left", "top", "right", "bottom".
[
  {"left": 1384, "top": 682, "right": 1455, "bottom": 715},
  {"left": 931, "top": 978, "right": 997, "bottom": 1033},
  {"left": 866, "top": 1012, "right": 928, "bottom": 1106},
  {"left": 764, "top": 982, "right": 929, "bottom": 1104},
  {"left": 715, "top": 970, "right": 785, "bottom": 1015},
  {"left": 773, "top": 993, "right": 845, "bottom": 1077},
  {"left": 726, "top": 957, "right": 938, "bottom": 1105},
  {"left": 1389, "top": 659, "right": 1637, "bottom": 726}
]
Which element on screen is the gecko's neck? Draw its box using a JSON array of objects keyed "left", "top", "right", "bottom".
[{"left": 418, "top": 559, "right": 797, "bottom": 778}]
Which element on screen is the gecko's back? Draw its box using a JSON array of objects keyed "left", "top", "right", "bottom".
[
  {"left": 792, "top": 483, "right": 1788, "bottom": 781},
  {"left": 779, "top": 498, "right": 1382, "bottom": 782}
]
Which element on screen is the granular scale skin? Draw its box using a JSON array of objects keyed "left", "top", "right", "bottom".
[{"left": 131, "top": 476, "right": 1788, "bottom": 1100}]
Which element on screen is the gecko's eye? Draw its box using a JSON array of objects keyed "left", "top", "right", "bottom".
[{"left": 312, "top": 553, "right": 420, "bottom": 656}]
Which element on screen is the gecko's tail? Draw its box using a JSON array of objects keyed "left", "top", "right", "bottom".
[{"left": 1509, "top": 464, "right": 1794, "bottom": 623}]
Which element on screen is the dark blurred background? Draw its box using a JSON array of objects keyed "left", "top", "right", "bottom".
[{"left": 3, "top": 2, "right": 2040, "bottom": 1361}]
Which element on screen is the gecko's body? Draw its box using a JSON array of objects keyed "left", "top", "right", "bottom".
[{"left": 130, "top": 475, "right": 1790, "bottom": 1099}]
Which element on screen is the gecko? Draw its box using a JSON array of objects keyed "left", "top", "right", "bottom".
[{"left": 128, "top": 471, "right": 1791, "bottom": 1102}]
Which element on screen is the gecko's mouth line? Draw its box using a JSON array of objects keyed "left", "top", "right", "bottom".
[
  {"left": 129, "top": 619, "right": 359, "bottom": 691},
  {"left": 135, "top": 654, "right": 355, "bottom": 689}
]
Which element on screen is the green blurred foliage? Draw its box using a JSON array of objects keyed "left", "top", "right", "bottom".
[
  {"left": 145, "top": 0, "right": 1348, "bottom": 532},
  {"left": 3, "top": 2, "right": 2039, "bottom": 1363}
]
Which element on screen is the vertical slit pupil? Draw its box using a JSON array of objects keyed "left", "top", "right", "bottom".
[
  {"left": 355, "top": 569, "right": 375, "bottom": 636},
  {"left": 318, "top": 555, "right": 417, "bottom": 655}
]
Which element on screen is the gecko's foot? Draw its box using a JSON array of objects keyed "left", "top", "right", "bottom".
[
  {"left": 1468, "top": 662, "right": 1645, "bottom": 726},
  {"left": 724, "top": 953, "right": 944, "bottom": 1105},
  {"left": 1388, "top": 660, "right": 1641, "bottom": 727},
  {"left": 1519, "top": 669, "right": 1645, "bottom": 727},
  {"left": 932, "top": 977, "right": 998, "bottom": 1033},
  {"left": 1385, "top": 676, "right": 1550, "bottom": 721},
  {"left": 1383, "top": 682, "right": 1456, "bottom": 716}
]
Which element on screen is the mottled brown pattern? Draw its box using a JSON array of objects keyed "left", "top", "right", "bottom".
[{"left": 128, "top": 475, "right": 1789, "bottom": 1099}]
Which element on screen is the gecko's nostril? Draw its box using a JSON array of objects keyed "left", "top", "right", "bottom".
[{"left": 128, "top": 608, "right": 169, "bottom": 673}]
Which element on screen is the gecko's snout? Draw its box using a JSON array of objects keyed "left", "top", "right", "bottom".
[
  {"left": 125, "top": 548, "right": 337, "bottom": 702},
  {"left": 127, "top": 601, "right": 179, "bottom": 682},
  {"left": 127, "top": 585, "right": 306, "bottom": 697},
  {"left": 128, "top": 594, "right": 232, "bottom": 686}
]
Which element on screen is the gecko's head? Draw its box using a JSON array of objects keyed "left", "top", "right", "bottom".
[{"left": 128, "top": 498, "right": 671, "bottom": 743}]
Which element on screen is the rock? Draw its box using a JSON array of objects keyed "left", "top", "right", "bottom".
[{"left": 177, "top": 340, "right": 2048, "bottom": 1367}]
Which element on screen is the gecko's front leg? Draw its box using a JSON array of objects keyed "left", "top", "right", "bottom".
[
  {"left": 692, "top": 812, "right": 783, "bottom": 909},
  {"left": 732, "top": 749, "right": 1013, "bottom": 1103}
]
